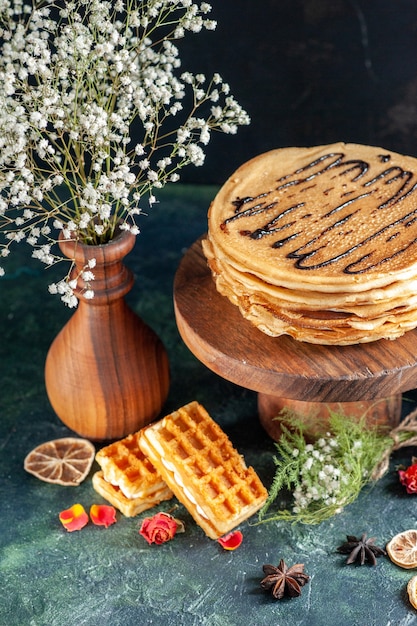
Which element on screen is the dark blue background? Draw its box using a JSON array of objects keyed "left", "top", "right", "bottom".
[{"left": 179, "top": 0, "right": 417, "bottom": 184}]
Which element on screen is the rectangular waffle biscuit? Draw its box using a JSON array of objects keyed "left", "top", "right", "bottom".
[
  {"left": 95, "top": 431, "right": 171, "bottom": 500},
  {"left": 139, "top": 401, "right": 268, "bottom": 539},
  {"left": 92, "top": 470, "right": 173, "bottom": 517}
]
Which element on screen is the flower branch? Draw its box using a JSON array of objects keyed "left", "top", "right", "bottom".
[
  {"left": 258, "top": 406, "right": 417, "bottom": 526},
  {"left": 0, "top": 0, "right": 249, "bottom": 305}
]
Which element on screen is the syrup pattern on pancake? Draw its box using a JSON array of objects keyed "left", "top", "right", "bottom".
[{"left": 222, "top": 152, "right": 417, "bottom": 275}]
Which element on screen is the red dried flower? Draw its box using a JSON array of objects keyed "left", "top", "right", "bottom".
[
  {"left": 90, "top": 504, "right": 117, "bottom": 528},
  {"left": 139, "top": 512, "right": 182, "bottom": 545},
  {"left": 59, "top": 503, "right": 89, "bottom": 532},
  {"left": 399, "top": 463, "right": 417, "bottom": 494},
  {"left": 217, "top": 530, "right": 243, "bottom": 550}
]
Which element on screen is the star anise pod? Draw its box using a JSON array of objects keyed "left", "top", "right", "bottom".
[
  {"left": 260, "top": 559, "right": 310, "bottom": 600},
  {"left": 337, "top": 533, "right": 386, "bottom": 565}
]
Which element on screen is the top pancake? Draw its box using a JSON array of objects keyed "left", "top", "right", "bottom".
[{"left": 207, "top": 143, "right": 417, "bottom": 293}]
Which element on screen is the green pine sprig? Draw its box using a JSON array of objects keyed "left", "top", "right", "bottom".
[{"left": 258, "top": 409, "right": 393, "bottom": 525}]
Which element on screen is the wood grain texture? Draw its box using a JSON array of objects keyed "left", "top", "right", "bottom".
[
  {"left": 257, "top": 393, "right": 402, "bottom": 440},
  {"left": 174, "top": 238, "right": 417, "bottom": 403},
  {"left": 45, "top": 229, "right": 170, "bottom": 440}
]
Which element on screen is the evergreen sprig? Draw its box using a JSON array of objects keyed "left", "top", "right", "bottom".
[{"left": 258, "top": 410, "right": 393, "bottom": 525}]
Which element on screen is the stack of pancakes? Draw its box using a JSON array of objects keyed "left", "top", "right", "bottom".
[{"left": 202, "top": 142, "right": 417, "bottom": 345}]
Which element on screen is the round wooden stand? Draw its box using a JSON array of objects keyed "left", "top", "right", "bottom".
[{"left": 174, "top": 239, "right": 417, "bottom": 440}]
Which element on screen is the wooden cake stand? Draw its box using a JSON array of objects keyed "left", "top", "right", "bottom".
[{"left": 173, "top": 238, "right": 417, "bottom": 439}]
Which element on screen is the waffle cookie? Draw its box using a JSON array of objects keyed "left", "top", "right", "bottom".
[
  {"left": 139, "top": 401, "right": 268, "bottom": 539},
  {"left": 92, "top": 470, "right": 172, "bottom": 517},
  {"left": 93, "top": 431, "right": 173, "bottom": 516}
]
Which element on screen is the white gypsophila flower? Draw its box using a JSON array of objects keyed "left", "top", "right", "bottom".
[
  {"left": 289, "top": 430, "right": 349, "bottom": 516},
  {"left": 303, "top": 457, "right": 314, "bottom": 472},
  {"left": 0, "top": 0, "right": 249, "bottom": 306},
  {"left": 81, "top": 271, "right": 95, "bottom": 282}
]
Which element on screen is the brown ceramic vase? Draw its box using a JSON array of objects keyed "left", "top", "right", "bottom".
[{"left": 44, "top": 227, "right": 170, "bottom": 440}]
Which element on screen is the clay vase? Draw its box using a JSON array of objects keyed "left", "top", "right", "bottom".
[{"left": 44, "top": 227, "right": 170, "bottom": 440}]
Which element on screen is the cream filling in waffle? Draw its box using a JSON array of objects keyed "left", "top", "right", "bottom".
[
  {"left": 92, "top": 470, "right": 173, "bottom": 517},
  {"left": 160, "top": 456, "right": 209, "bottom": 520}
]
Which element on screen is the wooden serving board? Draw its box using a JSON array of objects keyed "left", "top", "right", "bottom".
[{"left": 173, "top": 238, "right": 417, "bottom": 436}]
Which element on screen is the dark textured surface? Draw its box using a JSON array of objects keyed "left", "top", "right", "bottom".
[
  {"left": 178, "top": 1, "right": 417, "bottom": 185},
  {"left": 2, "top": 186, "right": 417, "bottom": 625}
]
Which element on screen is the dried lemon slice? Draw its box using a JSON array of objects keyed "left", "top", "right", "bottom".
[
  {"left": 407, "top": 575, "right": 417, "bottom": 609},
  {"left": 386, "top": 530, "right": 417, "bottom": 569},
  {"left": 24, "top": 437, "right": 95, "bottom": 486}
]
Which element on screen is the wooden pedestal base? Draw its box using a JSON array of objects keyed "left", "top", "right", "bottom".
[
  {"left": 257, "top": 393, "right": 403, "bottom": 441},
  {"left": 174, "top": 239, "right": 417, "bottom": 440}
]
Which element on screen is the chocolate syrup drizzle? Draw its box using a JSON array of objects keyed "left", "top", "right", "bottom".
[{"left": 222, "top": 152, "right": 417, "bottom": 274}]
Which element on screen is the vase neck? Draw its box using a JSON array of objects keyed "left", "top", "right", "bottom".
[{"left": 59, "top": 229, "right": 136, "bottom": 304}]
